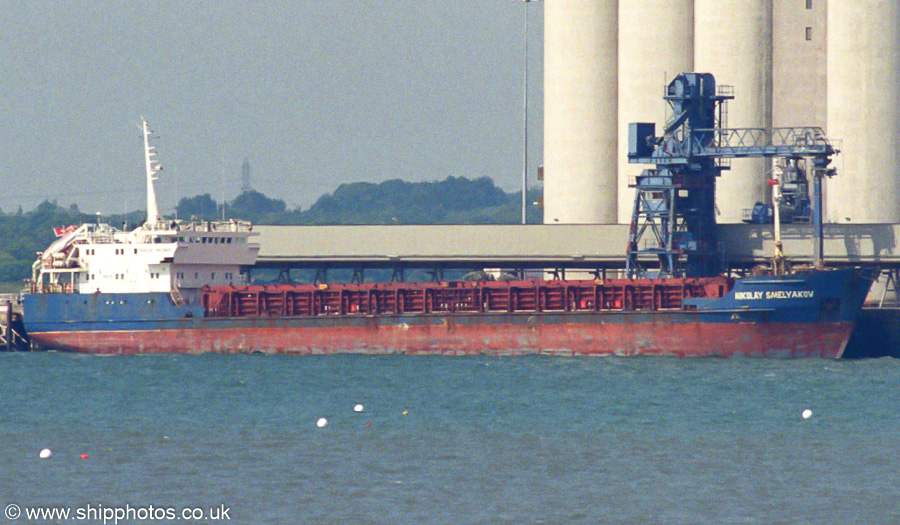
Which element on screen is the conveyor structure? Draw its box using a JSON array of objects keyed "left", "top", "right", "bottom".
[{"left": 626, "top": 72, "right": 836, "bottom": 278}]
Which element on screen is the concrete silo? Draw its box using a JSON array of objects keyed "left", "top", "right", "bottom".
[
  {"left": 617, "top": 0, "right": 694, "bottom": 224},
  {"left": 826, "top": 1, "right": 900, "bottom": 223},
  {"left": 694, "top": 0, "right": 773, "bottom": 223},
  {"left": 772, "top": 0, "right": 826, "bottom": 129},
  {"left": 543, "top": 0, "right": 618, "bottom": 224}
]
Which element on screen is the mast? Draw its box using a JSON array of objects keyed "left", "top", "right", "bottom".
[
  {"left": 771, "top": 165, "right": 785, "bottom": 276},
  {"left": 141, "top": 118, "right": 162, "bottom": 225}
]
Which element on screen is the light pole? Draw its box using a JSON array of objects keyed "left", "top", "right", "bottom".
[{"left": 518, "top": 0, "right": 539, "bottom": 225}]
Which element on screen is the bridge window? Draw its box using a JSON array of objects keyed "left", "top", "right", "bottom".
[{"left": 805, "top": 27, "right": 812, "bottom": 41}]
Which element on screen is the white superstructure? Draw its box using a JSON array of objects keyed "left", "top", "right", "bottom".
[{"left": 32, "top": 119, "right": 259, "bottom": 302}]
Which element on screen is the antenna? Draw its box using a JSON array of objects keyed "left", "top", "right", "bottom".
[
  {"left": 141, "top": 118, "right": 162, "bottom": 225},
  {"left": 241, "top": 158, "right": 251, "bottom": 194}
]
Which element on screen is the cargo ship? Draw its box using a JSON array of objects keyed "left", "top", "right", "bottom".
[
  {"left": 23, "top": 268, "right": 874, "bottom": 357},
  {"left": 21, "top": 75, "right": 876, "bottom": 357}
]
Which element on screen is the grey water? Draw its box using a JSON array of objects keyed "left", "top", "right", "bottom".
[{"left": 2, "top": 353, "right": 899, "bottom": 525}]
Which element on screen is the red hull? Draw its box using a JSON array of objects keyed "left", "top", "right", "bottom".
[{"left": 30, "top": 319, "right": 855, "bottom": 358}]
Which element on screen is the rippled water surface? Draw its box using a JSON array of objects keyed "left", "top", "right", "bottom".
[{"left": 2, "top": 353, "right": 899, "bottom": 524}]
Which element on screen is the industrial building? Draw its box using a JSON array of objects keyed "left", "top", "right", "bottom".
[{"left": 541, "top": 0, "right": 900, "bottom": 225}]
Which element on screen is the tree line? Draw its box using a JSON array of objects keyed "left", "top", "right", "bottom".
[{"left": 0, "top": 177, "right": 542, "bottom": 283}]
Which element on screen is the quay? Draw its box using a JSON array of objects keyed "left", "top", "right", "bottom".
[
  {"left": 0, "top": 297, "right": 28, "bottom": 351},
  {"left": 846, "top": 308, "right": 900, "bottom": 358},
  {"left": 254, "top": 223, "right": 900, "bottom": 277}
]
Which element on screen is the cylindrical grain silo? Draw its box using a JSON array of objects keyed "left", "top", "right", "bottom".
[
  {"left": 543, "top": 0, "right": 618, "bottom": 224},
  {"left": 826, "top": 1, "right": 900, "bottom": 223},
  {"left": 771, "top": 0, "right": 826, "bottom": 130},
  {"left": 694, "top": 0, "right": 773, "bottom": 223},
  {"left": 617, "top": 0, "right": 694, "bottom": 224}
]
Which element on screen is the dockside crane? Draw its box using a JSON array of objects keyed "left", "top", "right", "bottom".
[{"left": 626, "top": 72, "right": 836, "bottom": 278}]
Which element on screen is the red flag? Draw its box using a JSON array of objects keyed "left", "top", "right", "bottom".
[{"left": 53, "top": 225, "right": 77, "bottom": 237}]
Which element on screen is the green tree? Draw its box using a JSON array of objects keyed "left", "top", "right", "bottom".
[
  {"left": 297, "top": 176, "right": 524, "bottom": 225},
  {"left": 227, "top": 190, "right": 287, "bottom": 223},
  {"left": 175, "top": 194, "right": 219, "bottom": 221}
]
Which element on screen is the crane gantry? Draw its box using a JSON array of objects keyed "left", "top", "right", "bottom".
[{"left": 626, "top": 72, "right": 836, "bottom": 278}]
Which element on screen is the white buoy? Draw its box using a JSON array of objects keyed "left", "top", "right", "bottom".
[
  {"left": 317, "top": 417, "right": 328, "bottom": 428},
  {"left": 39, "top": 448, "right": 52, "bottom": 459},
  {"left": 802, "top": 409, "right": 813, "bottom": 419},
  {"left": 353, "top": 404, "right": 364, "bottom": 413}
]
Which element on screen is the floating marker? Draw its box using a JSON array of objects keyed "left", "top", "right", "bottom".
[
  {"left": 802, "top": 409, "right": 813, "bottom": 419},
  {"left": 317, "top": 417, "right": 328, "bottom": 428},
  {"left": 402, "top": 410, "right": 408, "bottom": 415},
  {"left": 39, "top": 448, "right": 52, "bottom": 459},
  {"left": 354, "top": 404, "right": 364, "bottom": 413},
  {"left": 80, "top": 454, "right": 89, "bottom": 460},
  {"left": 365, "top": 423, "right": 372, "bottom": 428}
]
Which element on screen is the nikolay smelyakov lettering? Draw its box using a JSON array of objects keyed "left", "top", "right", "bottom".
[{"left": 734, "top": 290, "right": 816, "bottom": 300}]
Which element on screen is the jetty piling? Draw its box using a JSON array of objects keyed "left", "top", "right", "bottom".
[{"left": 1, "top": 299, "right": 29, "bottom": 351}]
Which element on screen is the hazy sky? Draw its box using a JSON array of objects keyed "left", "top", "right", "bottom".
[{"left": 1, "top": 1, "right": 544, "bottom": 215}]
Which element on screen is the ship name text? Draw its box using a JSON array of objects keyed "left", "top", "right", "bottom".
[{"left": 734, "top": 290, "right": 815, "bottom": 300}]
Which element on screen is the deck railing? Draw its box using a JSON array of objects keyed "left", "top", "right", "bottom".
[{"left": 203, "top": 278, "right": 732, "bottom": 318}]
